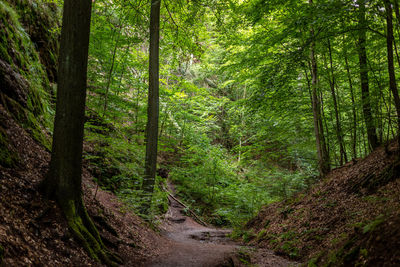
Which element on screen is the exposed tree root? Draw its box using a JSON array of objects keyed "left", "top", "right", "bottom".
[
  {"left": 60, "top": 199, "right": 123, "bottom": 266},
  {"left": 41, "top": 170, "right": 123, "bottom": 266},
  {"left": 92, "top": 214, "right": 119, "bottom": 237}
]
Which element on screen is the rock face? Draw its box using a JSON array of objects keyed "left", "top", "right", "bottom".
[{"left": 0, "top": 0, "right": 59, "bottom": 156}]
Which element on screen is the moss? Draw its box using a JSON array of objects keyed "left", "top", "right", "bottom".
[
  {"left": 0, "top": 0, "right": 54, "bottom": 148},
  {"left": 8, "top": 0, "right": 60, "bottom": 82},
  {"left": 59, "top": 199, "right": 122, "bottom": 266}
]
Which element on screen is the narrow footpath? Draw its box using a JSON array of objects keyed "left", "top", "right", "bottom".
[{"left": 144, "top": 184, "right": 297, "bottom": 267}]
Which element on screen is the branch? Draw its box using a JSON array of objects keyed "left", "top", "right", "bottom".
[{"left": 165, "top": 0, "right": 179, "bottom": 31}]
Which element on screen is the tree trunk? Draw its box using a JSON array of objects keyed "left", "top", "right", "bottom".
[
  {"left": 142, "top": 0, "right": 161, "bottom": 214},
  {"left": 327, "top": 39, "right": 347, "bottom": 164},
  {"left": 384, "top": 0, "right": 400, "bottom": 140},
  {"left": 344, "top": 51, "right": 357, "bottom": 159},
  {"left": 394, "top": 0, "right": 400, "bottom": 28},
  {"left": 391, "top": 1, "right": 400, "bottom": 67},
  {"left": 320, "top": 89, "right": 331, "bottom": 163},
  {"left": 358, "top": 0, "right": 379, "bottom": 150},
  {"left": 41, "top": 1, "right": 120, "bottom": 265},
  {"left": 309, "top": 0, "right": 330, "bottom": 177}
]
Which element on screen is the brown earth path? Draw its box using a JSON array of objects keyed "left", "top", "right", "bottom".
[{"left": 144, "top": 184, "right": 297, "bottom": 267}]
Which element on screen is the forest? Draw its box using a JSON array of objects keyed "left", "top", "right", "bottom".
[{"left": 1, "top": 0, "right": 400, "bottom": 266}]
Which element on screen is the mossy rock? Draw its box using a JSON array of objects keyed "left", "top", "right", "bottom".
[{"left": 7, "top": 0, "right": 60, "bottom": 82}]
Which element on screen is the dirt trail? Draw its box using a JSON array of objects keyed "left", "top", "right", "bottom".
[{"left": 145, "top": 184, "right": 297, "bottom": 267}]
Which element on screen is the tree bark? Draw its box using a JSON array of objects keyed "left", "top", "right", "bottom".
[
  {"left": 384, "top": 0, "right": 400, "bottom": 140},
  {"left": 358, "top": 0, "right": 379, "bottom": 150},
  {"left": 344, "top": 52, "right": 358, "bottom": 159},
  {"left": 309, "top": 0, "right": 330, "bottom": 177},
  {"left": 142, "top": 0, "right": 161, "bottom": 214},
  {"left": 41, "top": 1, "right": 121, "bottom": 265},
  {"left": 327, "top": 39, "right": 347, "bottom": 165}
]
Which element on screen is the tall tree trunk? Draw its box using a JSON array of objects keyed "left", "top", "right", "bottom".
[
  {"left": 327, "top": 39, "right": 347, "bottom": 164},
  {"left": 309, "top": 0, "right": 330, "bottom": 177},
  {"left": 142, "top": 0, "right": 161, "bottom": 214},
  {"left": 320, "top": 90, "right": 331, "bottom": 163},
  {"left": 392, "top": 1, "right": 400, "bottom": 67},
  {"left": 358, "top": 0, "right": 379, "bottom": 150},
  {"left": 344, "top": 50, "right": 357, "bottom": 158},
  {"left": 384, "top": 0, "right": 400, "bottom": 140},
  {"left": 368, "top": 57, "right": 388, "bottom": 144},
  {"left": 42, "top": 1, "right": 120, "bottom": 265}
]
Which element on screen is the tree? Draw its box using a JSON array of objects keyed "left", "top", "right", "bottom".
[
  {"left": 42, "top": 0, "right": 120, "bottom": 264},
  {"left": 327, "top": 39, "right": 347, "bottom": 165},
  {"left": 358, "top": 0, "right": 379, "bottom": 150},
  {"left": 142, "top": 0, "right": 161, "bottom": 213},
  {"left": 384, "top": 0, "right": 400, "bottom": 140},
  {"left": 309, "top": 0, "right": 330, "bottom": 176},
  {"left": 343, "top": 42, "right": 358, "bottom": 159}
]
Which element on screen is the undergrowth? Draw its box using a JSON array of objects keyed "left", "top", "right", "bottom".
[
  {"left": 169, "top": 129, "right": 315, "bottom": 227},
  {"left": 83, "top": 113, "right": 169, "bottom": 222}
]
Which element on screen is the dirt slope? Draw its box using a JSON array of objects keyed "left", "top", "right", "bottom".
[
  {"left": 245, "top": 141, "right": 400, "bottom": 266},
  {"left": 0, "top": 105, "right": 167, "bottom": 266}
]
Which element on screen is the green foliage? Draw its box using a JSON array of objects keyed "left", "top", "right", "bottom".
[
  {"left": 84, "top": 0, "right": 319, "bottom": 224},
  {"left": 82, "top": 0, "right": 394, "bottom": 233},
  {"left": 84, "top": 115, "right": 169, "bottom": 220},
  {"left": 118, "top": 176, "right": 169, "bottom": 223},
  {"left": 169, "top": 131, "right": 312, "bottom": 226}
]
